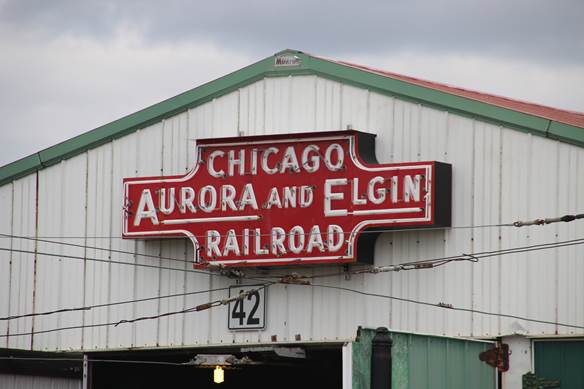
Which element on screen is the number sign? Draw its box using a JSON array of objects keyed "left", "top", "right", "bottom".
[{"left": 228, "top": 285, "right": 266, "bottom": 330}]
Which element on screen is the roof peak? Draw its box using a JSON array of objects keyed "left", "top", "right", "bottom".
[
  {"left": 313, "top": 54, "right": 584, "bottom": 129},
  {"left": 1, "top": 50, "right": 582, "bottom": 185}
]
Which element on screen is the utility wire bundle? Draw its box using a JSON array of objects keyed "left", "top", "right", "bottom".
[{"left": 0, "top": 212, "right": 582, "bottom": 338}]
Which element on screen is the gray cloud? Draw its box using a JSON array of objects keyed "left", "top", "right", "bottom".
[
  {"left": 1, "top": 0, "right": 583, "bottom": 64},
  {"left": 0, "top": 0, "right": 583, "bottom": 168}
]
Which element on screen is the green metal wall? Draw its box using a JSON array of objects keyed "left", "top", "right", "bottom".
[
  {"left": 534, "top": 340, "right": 584, "bottom": 388},
  {"left": 353, "top": 328, "right": 496, "bottom": 389}
]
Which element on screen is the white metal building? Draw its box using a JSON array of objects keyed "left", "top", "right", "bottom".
[{"left": 0, "top": 49, "right": 583, "bottom": 388}]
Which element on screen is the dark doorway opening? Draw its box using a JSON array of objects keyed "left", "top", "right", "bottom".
[{"left": 90, "top": 344, "right": 342, "bottom": 389}]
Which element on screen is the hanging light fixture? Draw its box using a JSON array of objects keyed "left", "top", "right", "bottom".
[{"left": 213, "top": 365, "right": 224, "bottom": 384}]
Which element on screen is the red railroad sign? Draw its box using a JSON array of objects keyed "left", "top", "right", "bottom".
[{"left": 123, "top": 131, "right": 451, "bottom": 267}]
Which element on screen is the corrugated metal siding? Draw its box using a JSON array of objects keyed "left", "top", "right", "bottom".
[
  {"left": 351, "top": 328, "right": 495, "bottom": 389},
  {"left": 6, "top": 175, "right": 37, "bottom": 350},
  {"left": 0, "top": 75, "right": 583, "bottom": 352},
  {"left": 0, "top": 374, "right": 81, "bottom": 389},
  {"left": 35, "top": 156, "right": 86, "bottom": 351},
  {"left": 0, "top": 183, "right": 13, "bottom": 348},
  {"left": 534, "top": 340, "right": 584, "bottom": 387},
  {"left": 391, "top": 332, "right": 495, "bottom": 389}
]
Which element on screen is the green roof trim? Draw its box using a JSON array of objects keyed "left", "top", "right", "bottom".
[{"left": 1, "top": 49, "right": 582, "bottom": 186}]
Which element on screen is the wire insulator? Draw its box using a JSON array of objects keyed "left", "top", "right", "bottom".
[{"left": 195, "top": 303, "right": 213, "bottom": 311}]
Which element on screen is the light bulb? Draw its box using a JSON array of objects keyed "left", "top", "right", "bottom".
[{"left": 213, "top": 366, "right": 224, "bottom": 384}]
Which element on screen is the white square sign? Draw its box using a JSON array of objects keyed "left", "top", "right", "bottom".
[{"left": 228, "top": 285, "right": 266, "bottom": 330}]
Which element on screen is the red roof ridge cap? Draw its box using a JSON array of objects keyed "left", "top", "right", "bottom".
[{"left": 312, "top": 54, "right": 584, "bottom": 129}]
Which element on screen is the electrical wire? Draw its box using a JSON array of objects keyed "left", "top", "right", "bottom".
[
  {"left": 0, "top": 233, "right": 194, "bottom": 266},
  {"left": 1, "top": 279, "right": 582, "bottom": 339},
  {"left": 0, "top": 223, "right": 508, "bottom": 240},
  {"left": 0, "top": 212, "right": 580, "bottom": 241},
  {"left": 0, "top": 211, "right": 579, "bottom": 272},
  {"left": 0, "top": 238, "right": 582, "bottom": 322},
  {"left": 0, "top": 284, "right": 271, "bottom": 339},
  {"left": 0, "top": 286, "right": 235, "bottom": 322},
  {"left": 1, "top": 233, "right": 582, "bottom": 282},
  {"left": 0, "top": 246, "right": 215, "bottom": 277},
  {"left": 301, "top": 283, "right": 584, "bottom": 330},
  {"left": 242, "top": 237, "right": 584, "bottom": 281}
]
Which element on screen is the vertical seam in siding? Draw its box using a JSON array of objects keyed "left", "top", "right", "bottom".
[
  {"left": 30, "top": 171, "right": 40, "bottom": 350},
  {"left": 365, "top": 89, "right": 370, "bottom": 131},
  {"left": 287, "top": 75, "right": 293, "bottom": 130},
  {"left": 526, "top": 134, "right": 533, "bottom": 331},
  {"left": 497, "top": 126, "right": 503, "bottom": 335},
  {"left": 131, "top": 131, "right": 141, "bottom": 348},
  {"left": 57, "top": 162, "right": 66, "bottom": 349},
  {"left": 181, "top": 112, "right": 190, "bottom": 345},
  {"left": 417, "top": 104, "right": 422, "bottom": 161},
  {"left": 313, "top": 76, "right": 318, "bottom": 129},
  {"left": 554, "top": 141, "right": 560, "bottom": 335},
  {"left": 470, "top": 119, "right": 476, "bottom": 337},
  {"left": 262, "top": 78, "right": 267, "bottom": 133},
  {"left": 442, "top": 111, "right": 450, "bottom": 335},
  {"left": 339, "top": 83, "right": 344, "bottom": 128},
  {"left": 156, "top": 120, "right": 166, "bottom": 347},
  {"left": 5, "top": 182, "right": 14, "bottom": 346},
  {"left": 236, "top": 88, "right": 241, "bottom": 135},
  {"left": 105, "top": 140, "right": 115, "bottom": 348},
  {"left": 185, "top": 110, "right": 191, "bottom": 171},
  {"left": 81, "top": 152, "right": 89, "bottom": 350}
]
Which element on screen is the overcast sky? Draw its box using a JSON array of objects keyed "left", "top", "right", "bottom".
[{"left": 1, "top": 0, "right": 583, "bottom": 167}]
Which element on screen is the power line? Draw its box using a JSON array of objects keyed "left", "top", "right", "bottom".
[
  {"left": 0, "top": 246, "right": 215, "bottom": 278},
  {"left": 0, "top": 211, "right": 580, "bottom": 241},
  {"left": 0, "top": 238, "right": 582, "bottom": 322},
  {"left": 0, "top": 285, "right": 271, "bottom": 339},
  {"left": 0, "top": 211, "right": 579, "bottom": 271},
  {"left": 1, "top": 279, "right": 582, "bottom": 339},
  {"left": 0, "top": 238, "right": 584, "bottom": 321},
  {"left": 388, "top": 237, "right": 584, "bottom": 270},
  {"left": 0, "top": 233, "right": 193, "bottom": 266},
  {"left": 249, "top": 237, "right": 584, "bottom": 281},
  {"left": 1, "top": 231, "right": 582, "bottom": 281},
  {"left": 1, "top": 236, "right": 581, "bottom": 284},
  {"left": 0, "top": 246, "right": 273, "bottom": 285},
  {"left": 0, "top": 223, "right": 508, "bottom": 240},
  {"left": 302, "top": 283, "right": 584, "bottom": 330},
  {"left": 0, "top": 286, "right": 234, "bottom": 322}
]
